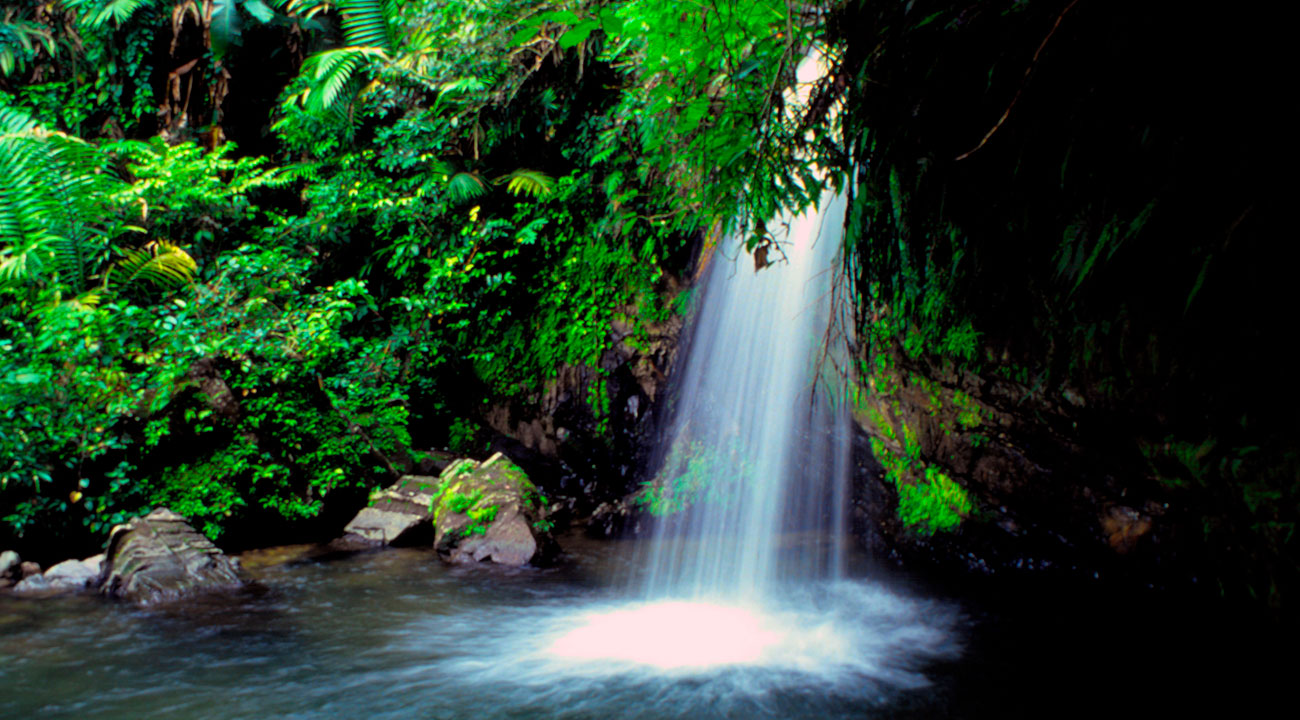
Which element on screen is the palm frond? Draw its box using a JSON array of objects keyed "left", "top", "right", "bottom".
[
  {"left": 62, "top": 0, "right": 157, "bottom": 28},
  {"left": 496, "top": 169, "right": 555, "bottom": 199},
  {"left": 338, "top": 0, "right": 394, "bottom": 52},
  {"left": 0, "top": 18, "right": 57, "bottom": 77},
  {"left": 298, "top": 46, "right": 388, "bottom": 114},
  {"left": 447, "top": 172, "right": 489, "bottom": 203}
]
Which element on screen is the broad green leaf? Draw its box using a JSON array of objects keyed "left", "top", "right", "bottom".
[
  {"left": 244, "top": 0, "right": 276, "bottom": 23},
  {"left": 558, "top": 20, "right": 599, "bottom": 50}
]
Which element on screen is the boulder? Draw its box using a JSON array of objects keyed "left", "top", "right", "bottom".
[
  {"left": 43, "top": 555, "right": 103, "bottom": 590},
  {"left": 0, "top": 550, "right": 18, "bottom": 588},
  {"left": 12, "top": 574, "right": 51, "bottom": 593},
  {"left": 432, "top": 453, "right": 556, "bottom": 566},
  {"left": 99, "top": 507, "right": 246, "bottom": 605},
  {"left": 341, "top": 474, "right": 441, "bottom": 545}
]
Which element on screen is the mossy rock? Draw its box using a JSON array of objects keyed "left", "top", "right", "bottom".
[
  {"left": 430, "top": 452, "right": 555, "bottom": 566},
  {"left": 341, "top": 474, "right": 442, "bottom": 545}
]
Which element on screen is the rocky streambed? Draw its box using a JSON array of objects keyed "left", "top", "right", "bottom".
[{"left": 1, "top": 450, "right": 1289, "bottom": 719}]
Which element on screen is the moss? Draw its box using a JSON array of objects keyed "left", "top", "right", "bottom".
[
  {"left": 870, "top": 422, "right": 972, "bottom": 535},
  {"left": 898, "top": 467, "right": 973, "bottom": 535},
  {"left": 952, "top": 390, "right": 983, "bottom": 429}
]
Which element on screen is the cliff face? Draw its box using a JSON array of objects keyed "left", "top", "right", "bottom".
[{"left": 838, "top": 0, "right": 1294, "bottom": 607}]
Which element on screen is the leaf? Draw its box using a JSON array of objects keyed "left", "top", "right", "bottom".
[
  {"left": 540, "top": 10, "right": 581, "bottom": 24},
  {"left": 734, "top": 57, "right": 763, "bottom": 80},
  {"left": 447, "top": 172, "right": 488, "bottom": 203},
  {"left": 338, "top": 0, "right": 393, "bottom": 52},
  {"left": 496, "top": 169, "right": 554, "bottom": 199},
  {"left": 244, "top": 0, "right": 276, "bottom": 23},
  {"left": 105, "top": 242, "right": 197, "bottom": 292},
  {"left": 558, "top": 20, "right": 599, "bottom": 49},
  {"left": 599, "top": 8, "right": 623, "bottom": 36},
  {"left": 210, "top": 0, "right": 243, "bottom": 62},
  {"left": 510, "top": 27, "right": 538, "bottom": 46}
]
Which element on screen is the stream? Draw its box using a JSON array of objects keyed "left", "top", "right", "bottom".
[{"left": 1, "top": 531, "right": 1281, "bottom": 719}]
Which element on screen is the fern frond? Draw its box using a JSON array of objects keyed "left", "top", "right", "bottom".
[
  {"left": 1, "top": 102, "right": 127, "bottom": 292},
  {"left": 496, "top": 169, "right": 555, "bottom": 199},
  {"left": 269, "top": 0, "right": 331, "bottom": 20},
  {"left": 106, "top": 241, "right": 197, "bottom": 292},
  {"left": 0, "top": 235, "right": 55, "bottom": 288}
]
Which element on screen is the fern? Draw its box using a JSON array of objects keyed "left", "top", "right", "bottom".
[
  {"left": 105, "top": 241, "right": 197, "bottom": 292},
  {"left": 0, "top": 102, "right": 126, "bottom": 292},
  {"left": 273, "top": 0, "right": 398, "bottom": 126}
]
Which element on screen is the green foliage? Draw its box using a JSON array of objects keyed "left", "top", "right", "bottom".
[
  {"left": 870, "top": 423, "right": 972, "bottom": 536},
  {"left": 897, "top": 466, "right": 972, "bottom": 536},
  {"left": 0, "top": 102, "right": 123, "bottom": 293},
  {"left": 0, "top": 0, "right": 854, "bottom": 555},
  {"left": 0, "top": 16, "right": 56, "bottom": 78},
  {"left": 604, "top": 0, "right": 843, "bottom": 242},
  {"left": 638, "top": 440, "right": 756, "bottom": 517},
  {"left": 5, "top": 3, "right": 158, "bottom": 136},
  {"left": 447, "top": 489, "right": 483, "bottom": 513}
]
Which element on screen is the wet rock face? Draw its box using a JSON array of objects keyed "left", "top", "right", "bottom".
[
  {"left": 483, "top": 282, "right": 686, "bottom": 516},
  {"left": 431, "top": 454, "right": 555, "bottom": 566},
  {"left": 99, "top": 508, "right": 246, "bottom": 605},
  {"left": 853, "top": 351, "right": 1181, "bottom": 587},
  {"left": 342, "top": 475, "right": 441, "bottom": 545}
]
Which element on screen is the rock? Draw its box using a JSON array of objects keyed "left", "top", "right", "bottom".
[
  {"left": 588, "top": 498, "right": 646, "bottom": 538},
  {"left": 341, "top": 475, "right": 442, "bottom": 545},
  {"left": 99, "top": 507, "right": 246, "bottom": 605},
  {"left": 1102, "top": 506, "right": 1152, "bottom": 554},
  {"left": 432, "top": 453, "right": 556, "bottom": 566},
  {"left": 12, "top": 574, "right": 51, "bottom": 594},
  {"left": 0, "top": 550, "right": 18, "bottom": 587},
  {"left": 43, "top": 556, "right": 103, "bottom": 591}
]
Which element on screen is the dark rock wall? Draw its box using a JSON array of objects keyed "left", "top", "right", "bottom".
[{"left": 838, "top": 0, "right": 1294, "bottom": 607}]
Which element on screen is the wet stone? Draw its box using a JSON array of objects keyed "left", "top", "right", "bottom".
[
  {"left": 99, "top": 507, "right": 247, "bottom": 605},
  {"left": 342, "top": 475, "right": 441, "bottom": 545}
]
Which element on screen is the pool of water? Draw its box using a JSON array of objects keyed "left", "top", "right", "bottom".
[{"left": 0, "top": 533, "right": 1285, "bottom": 719}]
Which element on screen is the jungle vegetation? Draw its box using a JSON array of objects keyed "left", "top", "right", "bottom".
[{"left": 1, "top": 1, "right": 1291, "bottom": 606}]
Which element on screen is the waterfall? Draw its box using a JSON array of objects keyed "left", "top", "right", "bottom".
[
  {"left": 640, "top": 186, "right": 853, "bottom": 601},
  {"left": 638, "top": 45, "right": 854, "bottom": 602},
  {"left": 540, "top": 50, "right": 956, "bottom": 680}
]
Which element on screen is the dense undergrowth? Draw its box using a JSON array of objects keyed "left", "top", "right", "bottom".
[{"left": 1, "top": 0, "right": 840, "bottom": 557}]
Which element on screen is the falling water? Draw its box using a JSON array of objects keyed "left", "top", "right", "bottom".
[
  {"left": 539, "top": 49, "right": 959, "bottom": 685},
  {"left": 640, "top": 184, "right": 853, "bottom": 601}
]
